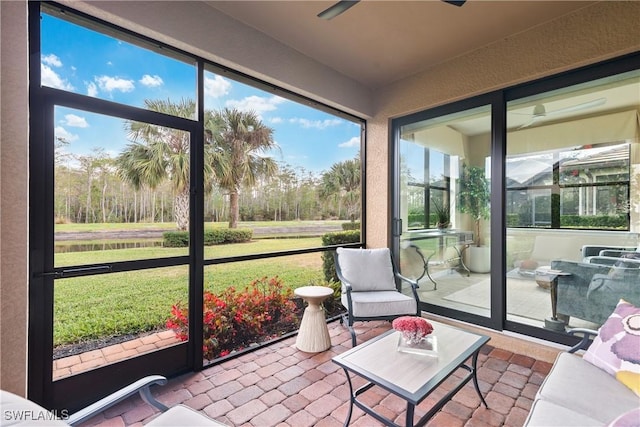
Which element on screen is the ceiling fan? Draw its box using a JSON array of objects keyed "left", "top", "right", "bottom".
[
  {"left": 515, "top": 97, "right": 607, "bottom": 129},
  {"left": 318, "top": 0, "right": 467, "bottom": 20}
]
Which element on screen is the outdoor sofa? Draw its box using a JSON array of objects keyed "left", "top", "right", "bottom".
[{"left": 524, "top": 328, "right": 640, "bottom": 426}]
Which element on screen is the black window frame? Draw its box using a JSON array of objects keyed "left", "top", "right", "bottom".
[{"left": 29, "top": 0, "right": 367, "bottom": 409}]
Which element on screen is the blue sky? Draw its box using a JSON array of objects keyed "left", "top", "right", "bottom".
[{"left": 42, "top": 13, "right": 361, "bottom": 175}]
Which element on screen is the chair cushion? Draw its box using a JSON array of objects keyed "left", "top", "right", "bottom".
[
  {"left": 583, "top": 299, "right": 640, "bottom": 396},
  {"left": 342, "top": 290, "right": 417, "bottom": 318},
  {"left": 336, "top": 248, "right": 396, "bottom": 292}
]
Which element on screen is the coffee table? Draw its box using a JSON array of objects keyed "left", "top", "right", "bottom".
[{"left": 332, "top": 320, "right": 489, "bottom": 427}]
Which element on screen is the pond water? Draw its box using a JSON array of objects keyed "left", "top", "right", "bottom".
[{"left": 55, "top": 241, "right": 163, "bottom": 253}]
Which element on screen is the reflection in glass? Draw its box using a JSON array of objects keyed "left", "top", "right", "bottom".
[
  {"left": 397, "top": 105, "right": 492, "bottom": 318},
  {"left": 506, "top": 69, "right": 639, "bottom": 331}
]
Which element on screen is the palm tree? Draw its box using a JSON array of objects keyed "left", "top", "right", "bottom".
[
  {"left": 117, "top": 98, "right": 215, "bottom": 231},
  {"left": 209, "top": 108, "right": 278, "bottom": 228},
  {"left": 320, "top": 156, "right": 361, "bottom": 221}
]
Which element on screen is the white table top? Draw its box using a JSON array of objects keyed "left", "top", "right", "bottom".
[{"left": 294, "top": 285, "right": 334, "bottom": 299}]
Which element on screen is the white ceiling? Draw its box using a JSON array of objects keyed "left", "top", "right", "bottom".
[{"left": 206, "top": 1, "right": 597, "bottom": 89}]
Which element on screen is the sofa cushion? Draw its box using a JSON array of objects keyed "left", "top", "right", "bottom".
[
  {"left": 536, "top": 352, "right": 639, "bottom": 424},
  {"left": 583, "top": 300, "right": 640, "bottom": 396},
  {"left": 523, "top": 399, "right": 601, "bottom": 426}
]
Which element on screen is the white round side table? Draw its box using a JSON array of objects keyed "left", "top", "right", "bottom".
[{"left": 294, "top": 286, "right": 334, "bottom": 352}]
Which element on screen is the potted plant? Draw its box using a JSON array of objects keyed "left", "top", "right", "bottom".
[
  {"left": 432, "top": 198, "right": 450, "bottom": 229},
  {"left": 457, "top": 164, "right": 491, "bottom": 272}
]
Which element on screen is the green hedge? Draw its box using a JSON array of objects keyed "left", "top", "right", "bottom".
[
  {"left": 341, "top": 221, "right": 361, "bottom": 231},
  {"left": 560, "top": 215, "right": 626, "bottom": 229},
  {"left": 506, "top": 214, "right": 626, "bottom": 229},
  {"left": 321, "top": 230, "right": 361, "bottom": 282},
  {"left": 163, "top": 228, "right": 253, "bottom": 247},
  {"left": 163, "top": 231, "right": 189, "bottom": 247}
]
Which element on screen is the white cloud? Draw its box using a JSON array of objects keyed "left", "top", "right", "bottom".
[
  {"left": 139, "top": 74, "right": 164, "bottom": 87},
  {"left": 270, "top": 117, "right": 284, "bottom": 124},
  {"left": 226, "top": 95, "right": 286, "bottom": 114},
  {"left": 54, "top": 126, "right": 79, "bottom": 143},
  {"left": 87, "top": 82, "right": 98, "bottom": 97},
  {"left": 41, "top": 64, "right": 74, "bottom": 91},
  {"left": 63, "top": 114, "right": 89, "bottom": 128},
  {"left": 339, "top": 136, "right": 361, "bottom": 148},
  {"left": 204, "top": 75, "right": 231, "bottom": 98},
  {"left": 42, "top": 54, "right": 62, "bottom": 67},
  {"left": 289, "top": 118, "right": 342, "bottom": 129},
  {"left": 95, "top": 75, "right": 135, "bottom": 93}
]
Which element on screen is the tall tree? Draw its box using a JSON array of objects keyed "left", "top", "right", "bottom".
[
  {"left": 209, "top": 108, "right": 278, "bottom": 228},
  {"left": 117, "top": 99, "right": 215, "bottom": 230},
  {"left": 320, "top": 156, "right": 361, "bottom": 221}
]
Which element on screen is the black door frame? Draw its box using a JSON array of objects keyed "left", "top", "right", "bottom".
[{"left": 28, "top": 3, "right": 204, "bottom": 411}]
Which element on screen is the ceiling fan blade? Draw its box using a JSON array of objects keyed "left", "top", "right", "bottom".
[
  {"left": 318, "top": 0, "right": 464, "bottom": 20},
  {"left": 442, "top": 0, "right": 467, "bottom": 6},
  {"left": 318, "top": 0, "right": 360, "bottom": 20},
  {"left": 545, "top": 97, "right": 606, "bottom": 116}
]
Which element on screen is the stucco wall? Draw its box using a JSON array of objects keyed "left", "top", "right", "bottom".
[
  {"left": 1, "top": 0, "right": 29, "bottom": 395},
  {"left": 366, "top": 1, "right": 640, "bottom": 248}
]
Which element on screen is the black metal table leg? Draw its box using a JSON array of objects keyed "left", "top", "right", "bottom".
[{"left": 472, "top": 351, "right": 488, "bottom": 408}]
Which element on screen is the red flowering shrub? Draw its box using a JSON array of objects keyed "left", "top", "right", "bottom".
[{"left": 166, "top": 276, "right": 299, "bottom": 360}]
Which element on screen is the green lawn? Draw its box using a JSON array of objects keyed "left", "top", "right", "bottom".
[{"left": 53, "top": 237, "right": 328, "bottom": 346}]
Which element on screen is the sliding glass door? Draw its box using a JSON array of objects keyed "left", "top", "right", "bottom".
[
  {"left": 505, "top": 69, "right": 640, "bottom": 331},
  {"left": 392, "top": 100, "right": 499, "bottom": 327},
  {"left": 392, "top": 53, "right": 639, "bottom": 343}
]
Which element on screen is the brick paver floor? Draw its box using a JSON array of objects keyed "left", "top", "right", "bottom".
[
  {"left": 54, "top": 330, "right": 181, "bottom": 380},
  {"left": 78, "top": 320, "right": 553, "bottom": 427}
]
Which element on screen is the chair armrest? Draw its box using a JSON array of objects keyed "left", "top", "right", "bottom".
[
  {"left": 68, "top": 375, "right": 168, "bottom": 426},
  {"left": 585, "top": 256, "right": 621, "bottom": 266},
  {"left": 566, "top": 328, "right": 598, "bottom": 354},
  {"left": 599, "top": 249, "right": 636, "bottom": 258},
  {"left": 581, "top": 245, "right": 636, "bottom": 258},
  {"left": 395, "top": 272, "right": 419, "bottom": 289},
  {"left": 587, "top": 256, "right": 640, "bottom": 267}
]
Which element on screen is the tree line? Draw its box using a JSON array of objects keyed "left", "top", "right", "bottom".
[{"left": 55, "top": 99, "right": 361, "bottom": 229}]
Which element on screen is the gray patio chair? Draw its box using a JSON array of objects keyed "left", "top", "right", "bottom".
[
  {"left": 0, "top": 376, "right": 226, "bottom": 426},
  {"left": 334, "top": 247, "right": 421, "bottom": 347}
]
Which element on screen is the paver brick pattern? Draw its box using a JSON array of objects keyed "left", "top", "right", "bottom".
[{"left": 78, "top": 320, "right": 553, "bottom": 427}]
